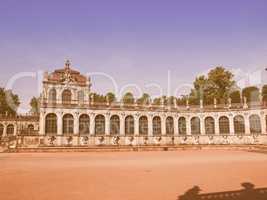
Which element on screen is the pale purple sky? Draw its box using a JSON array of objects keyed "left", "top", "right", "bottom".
[{"left": 0, "top": 0, "right": 267, "bottom": 112}]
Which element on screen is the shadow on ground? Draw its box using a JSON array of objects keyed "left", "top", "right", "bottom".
[{"left": 178, "top": 182, "right": 267, "bottom": 200}]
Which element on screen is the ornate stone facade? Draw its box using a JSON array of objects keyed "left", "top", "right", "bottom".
[{"left": 1, "top": 61, "right": 267, "bottom": 147}]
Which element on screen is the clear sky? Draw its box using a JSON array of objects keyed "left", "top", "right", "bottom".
[{"left": 0, "top": 0, "right": 267, "bottom": 112}]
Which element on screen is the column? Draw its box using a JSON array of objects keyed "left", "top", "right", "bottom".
[
  {"left": 244, "top": 115, "right": 250, "bottom": 135},
  {"left": 148, "top": 115, "right": 153, "bottom": 137},
  {"left": 73, "top": 113, "right": 79, "bottom": 135},
  {"left": 120, "top": 115, "right": 125, "bottom": 136},
  {"left": 214, "top": 117, "right": 220, "bottom": 135},
  {"left": 105, "top": 114, "right": 110, "bottom": 136},
  {"left": 200, "top": 116, "right": 205, "bottom": 135},
  {"left": 57, "top": 113, "right": 63, "bottom": 136},
  {"left": 39, "top": 112, "right": 45, "bottom": 135},
  {"left": 260, "top": 114, "right": 266, "bottom": 134},
  {"left": 229, "top": 115, "right": 234, "bottom": 135},
  {"left": 89, "top": 114, "right": 95, "bottom": 136},
  {"left": 186, "top": 116, "right": 191, "bottom": 135},
  {"left": 134, "top": 115, "right": 139, "bottom": 136},
  {"left": 174, "top": 116, "right": 179, "bottom": 136},
  {"left": 3, "top": 123, "right": 7, "bottom": 137},
  {"left": 161, "top": 115, "right": 166, "bottom": 136}
]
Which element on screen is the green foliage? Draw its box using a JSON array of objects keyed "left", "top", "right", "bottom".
[
  {"left": 137, "top": 93, "right": 150, "bottom": 105},
  {"left": 122, "top": 92, "right": 135, "bottom": 104},
  {"left": 30, "top": 96, "right": 40, "bottom": 115},
  {"left": 105, "top": 92, "right": 116, "bottom": 103},
  {"left": 91, "top": 93, "right": 106, "bottom": 103},
  {"left": 0, "top": 88, "right": 20, "bottom": 116},
  {"left": 242, "top": 86, "right": 260, "bottom": 102},
  {"left": 262, "top": 85, "right": 267, "bottom": 102},
  {"left": 229, "top": 90, "right": 241, "bottom": 103},
  {"left": 189, "top": 66, "right": 235, "bottom": 105}
]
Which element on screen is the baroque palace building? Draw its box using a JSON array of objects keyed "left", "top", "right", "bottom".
[{"left": 1, "top": 61, "right": 267, "bottom": 147}]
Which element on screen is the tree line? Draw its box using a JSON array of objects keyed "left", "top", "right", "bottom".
[{"left": 1, "top": 66, "right": 267, "bottom": 116}]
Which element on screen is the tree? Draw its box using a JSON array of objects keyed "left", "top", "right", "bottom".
[
  {"left": 137, "top": 93, "right": 150, "bottom": 105},
  {"left": 242, "top": 86, "right": 260, "bottom": 102},
  {"left": 189, "top": 66, "right": 236, "bottom": 105},
  {"left": 262, "top": 85, "right": 267, "bottom": 102},
  {"left": 90, "top": 93, "right": 106, "bottom": 103},
  {"left": 229, "top": 90, "right": 241, "bottom": 104},
  {"left": 122, "top": 92, "right": 135, "bottom": 104},
  {"left": 30, "top": 97, "right": 40, "bottom": 115},
  {"left": 105, "top": 92, "right": 116, "bottom": 103},
  {"left": 0, "top": 88, "right": 20, "bottom": 116}
]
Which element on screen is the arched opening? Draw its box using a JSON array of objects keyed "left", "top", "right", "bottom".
[
  {"left": 249, "top": 114, "right": 261, "bottom": 134},
  {"left": 49, "top": 88, "right": 57, "bottom": 103},
  {"left": 0, "top": 124, "right": 4, "bottom": 136},
  {"left": 153, "top": 116, "right": 161, "bottom": 136},
  {"left": 95, "top": 114, "right": 105, "bottom": 135},
  {"left": 79, "top": 114, "right": 90, "bottom": 135},
  {"left": 178, "top": 117, "right": 186, "bottom": 135},
  {"left": 219, "top": 116, "right": 230, "bottom": 134},
  {"left": 166, "top": 116, "right": 174, "bottom": 135},
  {"left": 234, "top": 115, "right": 245, "bottom": 134},
  {"left": 78, "top": 91, "right": 84, "bottom": 104},
  {"left": 110, "top": 115, "right": 120, "bottom": 135},
  {"left": 125, "top": 115, "right": 134, "bottom": 135},
  {"left": 205, "top": 117, "right": 215, "bottom": 135},
  {"left": 63, "top": 114, "right": 74, "bottom": 135},
  {"left": 191, "top": 117, "right": 200, "bottom": 135},
  {"left": 45, "top": 113, "right": 57, "bottom": 135},
  {"left": 62, "top": 89, "right": 72, "bottom": 104},
  {"left": 28, "top": 124, "right": 34, "bottom": 135},
  {"left": 139, "top": 116, "right": 148, "bottom": 136},
  {"left": 6, "top": 124, "right": 14, "bottom": 136}
]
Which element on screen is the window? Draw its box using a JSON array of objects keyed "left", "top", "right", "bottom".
[
  {"left": 219, "top": 116, "right": 230, "bottom": 134},
  {"left": 7, "top": 124, "right": 14, "bottom": 136},
  {"left": 166, "top": 116, "right": 174, "bottom": 135},
  {"left": 45, "top": 113, "right": 57, "bottom": 135},
  {"left": 78, "top": 91, "right": 84, "bottom": 104},
  {"left": 110, "top": 115, "right": 120, "bottom": 135},
  {"left": 125, "top": 115, "right": 134, "bottom": 135},
  {"left": 28, "top": 124, "right": 34, "bottom": 134},
  {"left": 234, "top": 115, "right": 245, "bottom": 134},
  {"left": 49, "top": 88, "right": 57, "bottom": 103},
  {"left": 139, "top": 116, "right": 148, "bottom": 136},
  {"left": 95, "top": 114, "right": 105, "bottom": 135},
  {"left": 79, "top": 114, "right": 90, "bottom": 135},
  {"left": 0, "top": 124, "right": 4, "bottom": 136},
  {"left": 153, "top": 116, "right": 161, "bottom": 136},
  {"left": 62, "top": 89, "right": 72, "bottom": 104},
  {"left": 191, "top": 117, "right": 200, "bottom": 135},
  {"left": 249, "top": 114, "right": 261, "bottom": 134},
  {"left": 63, "top": 114, "right": 74, "bottom": 135},
  {"left": 178, "top": 117, "right": 186, "bottom": 135},
  {"left": 205, "top": 117, "right": 215, "bottom": 135}
]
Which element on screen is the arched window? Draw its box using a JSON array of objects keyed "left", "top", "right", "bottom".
[
  {"left": 49, "top": 88, "right": 57, "bottom": 103},
  {"left": 79, "top": 114, "right": 89, "bottom": 135},
  {"left": 7, "top": 124, "right": 14, "bottom": 136},
  {"left": 62, "top": 89, "right": 72, "bottom": 104},
  {"left": 95, "top": 114, "right": 105, "bottom": 135},
  {"left": 205, "top": 117, "right": 215, "bottom": 135},
  {"left": 234, "top": 115, "right": 245, "bottom": 134},
  {"left": 45, "top": 113, "right": 57, "bottom": 135},
  {"left": 139, "top": 116, "right": 148, "bottom": 136},
  {"left": 110, "top": 115, "right": 120, "bottom": 135},
  {"left": 63, "top": 114, "right": 74, "bottom": 135},
  {"left": 166, "top": 116, "right": 174, "bottom": 135},
  {"left": 153, "top": 116, "right": 161, "bottom": 136},
  {"left": 191, "top": 117, "right": 200, "bottom": 135},
  {"left": 125, "top": 115, "right": 134, "bottom": 135},
  {"left": 0, "top": 124, "right": 4, "bottom": 136},
  {"left": 249, "top": 114, "right": 261, "bottom": 134},
  {"left": 78, "top": 91, "right": 84, "bottom": 104},
  {"left": 28, "top": 124, "right": 34, "bottom": 134},
  {"left": 178, "top": 117, "right": 186, "bottom": 135},
  {"left": 219, "top": 116, "right": 230, "bottom": 134}
]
